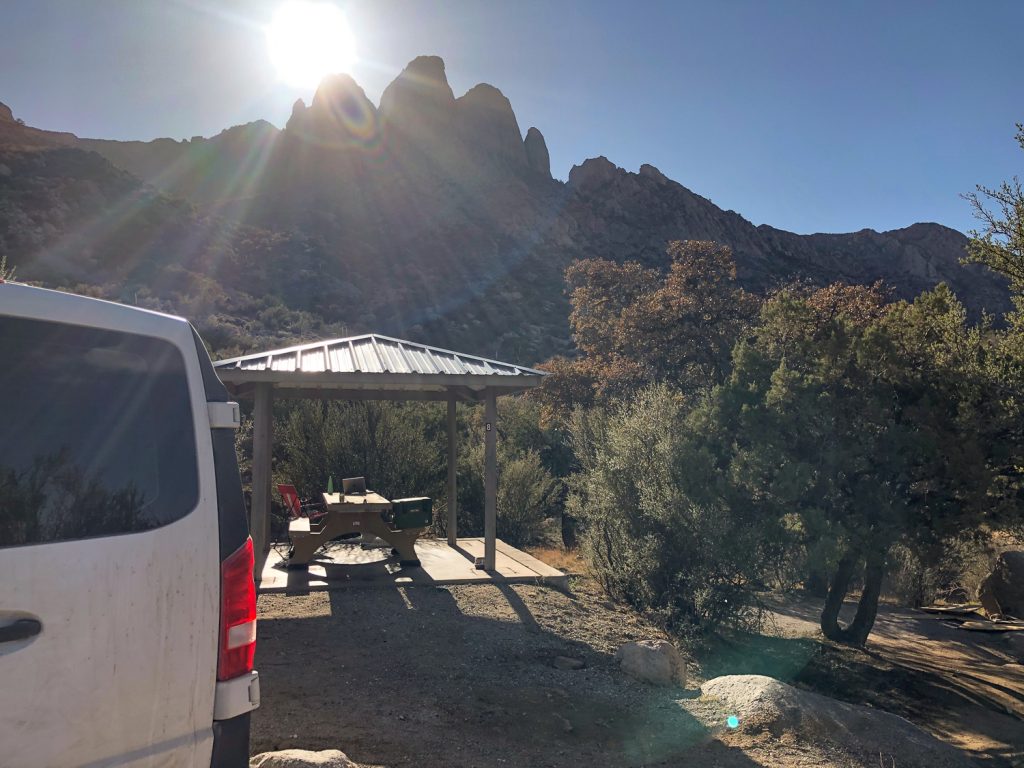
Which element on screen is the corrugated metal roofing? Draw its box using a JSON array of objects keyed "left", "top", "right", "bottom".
[{"left": 214, "top": 334, "right": 546, "bottom": 378}]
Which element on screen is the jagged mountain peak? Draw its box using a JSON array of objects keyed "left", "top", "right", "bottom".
[
  {"left": 638, "top": 163, "right": 669, "bottom": 183},
  {"left": 524, "top": 127, "right": 551, "bottom": 178},
  {"left": 379, "top": 55, "right": 455, "bottom": 126},
  {"left": 458, "top": 83, "right": 513, "bottom": 109},
  {"left": 290, "top": 73, "right": 379, "bottom": 144},
  {"left": 311, "top": 73, "right": 368, "bottom": 110},
  {"left": 456, "top": 83, "right": 525, "bottom": 168},
  {"left": 400, "top": 54, "right": 449, "bottom": 83},
  {"left": 567, "top": 155, "right": 623, "bottom": 189}
]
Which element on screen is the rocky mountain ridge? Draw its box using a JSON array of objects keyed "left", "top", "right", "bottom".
[{"left": 0, "top": 56, "right": 1008, "bottom": 361}]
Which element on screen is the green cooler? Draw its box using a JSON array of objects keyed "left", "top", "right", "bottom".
[{"left": 387, "top": 497, "right": 433, "bottom": 530}]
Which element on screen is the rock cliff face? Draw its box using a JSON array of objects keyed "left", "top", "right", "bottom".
[
  {"left": 558, "top": 158, "right": 1004, "bottom": 313},
  {"left": 456, "top": 84, "right": 528, "bottom": 170},
  {"left": 0, "top": 57, "right": 1009, "bottom": 361},
  {"left": 524, "top": 127, "right": 551, "bottom": 178}
]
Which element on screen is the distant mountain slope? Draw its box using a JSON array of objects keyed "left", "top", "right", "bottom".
[
  {"left": 0, "top": 104, "right": 349, "bottom": 353},
  {"left": 0, "top": 58, "right": 1008, "bottom": 361},
  {"left": 561, "top": 156, "right": 1004, "bottom": 311}
]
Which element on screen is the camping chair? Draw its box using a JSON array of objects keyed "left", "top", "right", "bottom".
[
  {"left": 276, "top": 483, "right": 327, "bottom": 523},
  {"left": 276, "top": 483, "right": 360, "bottom": 565},
  {"left": 273, "top": 483, "right": 330, "bottom": 563}
]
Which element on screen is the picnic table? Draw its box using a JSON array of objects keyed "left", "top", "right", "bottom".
[{"left": 286, "top": 491, "right": 429, "bottom": 568}]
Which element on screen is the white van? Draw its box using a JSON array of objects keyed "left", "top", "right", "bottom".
[{"left": 0, "top": 282, "right": 260, "bottom": 767}]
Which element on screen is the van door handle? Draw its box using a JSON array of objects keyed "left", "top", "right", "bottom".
[{"left": 0, "top": 618, "right": 42, "bottom": 643}]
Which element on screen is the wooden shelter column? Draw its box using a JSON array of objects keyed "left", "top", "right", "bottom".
[
  {"left": 484, "top": 388, "right": 498, "bottom": 570},
  {"left": 447, "top": 395, "right": 458, "bottom": 546},
  {"left": 251, "top": 382, "right": 274, "bottom": 582}
]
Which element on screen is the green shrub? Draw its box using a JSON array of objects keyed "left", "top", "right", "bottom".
[
  {"left": 446, "top": 442, "right": 560, "bottom": 547},
  {"left": 568, "top": 386, "right": 775, "bottom": 640},
  {"left": 276, "top": 400, "right": 443, "bottom": 504}
]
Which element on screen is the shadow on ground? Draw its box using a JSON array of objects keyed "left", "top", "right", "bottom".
[{"left": 252, "top": 584, "right": 759, "bottom": 768}]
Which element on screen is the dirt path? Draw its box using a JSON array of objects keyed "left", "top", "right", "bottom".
[
  {"left": 760, "top": 598, "right": 1024, "bottom": 764},
  {"left": 252, "top": 582, "right": 1024, "bottom": 767}
]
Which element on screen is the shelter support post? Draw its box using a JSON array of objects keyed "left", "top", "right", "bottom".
[
  {"left": 251, "top": 382, "right": 274, "bottom": 582},
  {"left": 447, "top": 395, "right": 458, "bottom": 546},
  {"left": 484, "top": 388, "right": 497, "bottom": 570}
]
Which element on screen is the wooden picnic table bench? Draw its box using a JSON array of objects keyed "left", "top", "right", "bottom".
[{"left": 286, "top": 491, "right": 430, "bottom": 568}]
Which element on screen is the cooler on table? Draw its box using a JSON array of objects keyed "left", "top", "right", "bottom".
[{"left": 385, "top": 497, "right": 433, "bottom": 531}]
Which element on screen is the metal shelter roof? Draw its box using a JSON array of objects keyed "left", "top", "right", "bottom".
[{"left": 214, "top": 334, "right": 546, "bottom": 401}]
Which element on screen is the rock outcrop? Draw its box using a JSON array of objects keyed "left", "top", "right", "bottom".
[
  {"left": 567, "top": 155, "right": 621, "bottom": 192},
  {"left": 0, "top": 102, "right": 13, "bottom": 123},
  {"left": 300, "top": 74, "right": 379, "bottom": 147},
  {"left": 524, "top": 126, "right": 551, "bottom": 177},
  {"left": 378, "top": 54, "right": 456, "bottom": 161},
  {"left": 456, "top": 83, "right": 527, "bottom": 169},
  {"left": 699, "top": 675, "right": 970, "bottom": 767},
  {"left": 250, "top": 750, "right": 357, "bottom": 768}
]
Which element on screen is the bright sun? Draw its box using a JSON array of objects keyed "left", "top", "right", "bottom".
[{"left": 266, "top": 2, "right": 355, "bottom": 89}]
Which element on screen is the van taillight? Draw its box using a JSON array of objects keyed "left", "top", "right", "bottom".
[{"left": 218, "top": 537, "right": 257, "bottom": 681}]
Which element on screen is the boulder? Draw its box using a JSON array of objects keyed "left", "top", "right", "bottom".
[
  {"left": 250, "top": 749, "right": 357, "bottom": 768},
  {"left": 0, "top": 102, "right": 13, "bottom": 123},
  {"left": 977, "top": 550, "right": 1024, "bottom": 618},
  {"left": 700, "top": 675, "right": 970, "bottom": 767},
  {"left": 615, "top": 639, "right": 686, "bottom": 686}
]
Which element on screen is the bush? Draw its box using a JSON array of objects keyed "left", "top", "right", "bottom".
[
  {"left": 886, "top": 535, "right": 1004, "bottom": 606},
  {"left": 446, "top": 442, "right": 560, "bottom": 547},
  {"left": 276, "top": 400, "right": 443, "bottom": 505},
  {"left": 568, "top": 386, "right": 775, "bottom": 641}
]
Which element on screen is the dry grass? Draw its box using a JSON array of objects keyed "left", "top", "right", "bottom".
[{"left": 525, "top": 545, "right": 591, "bottom": 576}]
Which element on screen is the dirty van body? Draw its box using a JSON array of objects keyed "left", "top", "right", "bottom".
[{"left": 0, "top": 283, "right": 259, "bottom": 767}]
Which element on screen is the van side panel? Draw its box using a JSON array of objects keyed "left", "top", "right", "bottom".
[
  {"left": 0, "top": 292, "right": 220, "bottom": 767},
  {"left": 192, "top": 329, "right": 250, "bottom": 561}
]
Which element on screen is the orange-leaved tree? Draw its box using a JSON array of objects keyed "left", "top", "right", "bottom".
[{"left": 540, "top": 240, "right": 760, "bottom": 417}]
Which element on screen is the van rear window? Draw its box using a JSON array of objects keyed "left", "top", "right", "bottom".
[{"left": 0, "top": 316, "right": 200, "bottom": 547}]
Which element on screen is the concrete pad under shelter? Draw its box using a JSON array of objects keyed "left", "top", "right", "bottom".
[{"left": 258, "top": 537, "right": 569, "bottom": 593}]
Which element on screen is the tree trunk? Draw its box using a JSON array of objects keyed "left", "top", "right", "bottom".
[
  {"left": 844, "top": 552, "right": 885, "bottom": 646},
  {"left": 820, "top": 552, "right": 857, "bottom": 641},
  {"left": 820, "top": 549, "right": 886, "bottom": 647}
]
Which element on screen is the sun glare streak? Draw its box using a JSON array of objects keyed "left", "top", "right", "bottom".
[{"left": 267, "top": 2, "right": 355, "bottom": 89}]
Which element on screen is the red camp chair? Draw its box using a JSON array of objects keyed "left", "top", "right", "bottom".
[{"left": 276, "top": 483, "right": 327, "bottom": 523}]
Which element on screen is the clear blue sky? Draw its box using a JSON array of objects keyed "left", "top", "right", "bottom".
[{"left": 1, "top": 0, "right": 1021, "bottom": 235}]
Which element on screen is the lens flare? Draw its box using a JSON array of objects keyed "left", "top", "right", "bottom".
[{"left": 266, "top": 2, "right": 355, "bottom": 88}]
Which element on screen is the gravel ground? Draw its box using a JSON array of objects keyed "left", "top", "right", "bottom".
[
  {"left": 251, "top": 581, "right": 1017, "bottom": 767},
  {"left": 252, "top": 580, "right": 768, "bottom": 768}
]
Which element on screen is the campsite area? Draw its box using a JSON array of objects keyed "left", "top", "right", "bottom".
[{"left": 251, "top": 556, "right": 1024, "bottom": 768}]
